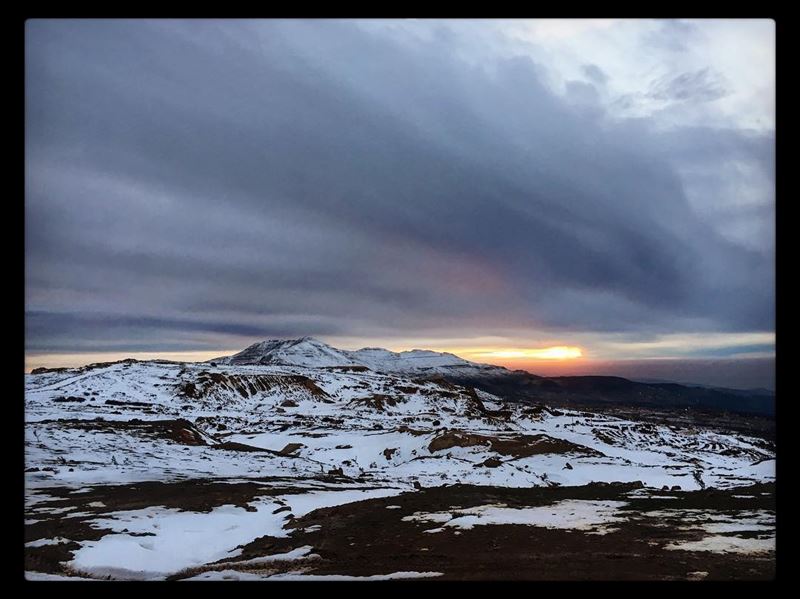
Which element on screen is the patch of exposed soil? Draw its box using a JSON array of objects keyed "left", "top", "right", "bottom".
[
  {"left": 35, "top": 418, "right": 210, "bottom": 446},
  {"left": 259, "top": 482, "right": 775, "bottom": 581},
  {"left": 349, "top": 394, "right": 400, "bottom": 411},
  {"left": 428, "top": 430, "right": 601, "bottom": 458},
  {"left": 26, "top": 479, "right": 774, "bottom": 580}
]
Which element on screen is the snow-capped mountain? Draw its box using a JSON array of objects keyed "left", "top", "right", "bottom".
[
  {"left": 348, "top": 346, "right": 503, "bottom": 375},
  {"left": 215, "top": 337, "right": 507, "bottom": 376},
  {"left": 215, "top": 337, "right": 357, "bottom": 368}
]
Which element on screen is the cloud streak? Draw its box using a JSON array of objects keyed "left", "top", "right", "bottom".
[{"left": 25, "top": 19, "right": 774, "bottom": 366}]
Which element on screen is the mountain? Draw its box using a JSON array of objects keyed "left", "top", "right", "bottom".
[
  {"left": 633, "top": 378, "right": 775, "bottom": 397},
  {"left": 347, "top": 346, "right": 505, "bottom": 376},
  {"left": 212, "top": 338, "right": 774, "bottom": 417},
  {"left": 214, "top": 337, "right": 506, "bottom": 376},
  {"left": 214, "top": 336, "right": 358, "bottom": 368}
]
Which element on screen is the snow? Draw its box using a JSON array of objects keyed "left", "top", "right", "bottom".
[
  {"left": 185, "top": 570, "right": 444, "bottom": 581},
  {"left": 24, "top": 356, "right": 775, "bottom": 491},
  {"left": 665, "top": 536, "right": 775, "bottom": 554},
  {"left": 25, "top": 572, "right": 99, "bottom": 581},
  {"left": 25, "top": 537, "right": 71, "bottom": 548},
  {"left": 221, "top": 545, "right": 318, "bottom": 566},
  {"left": 403, "top": 500, "right": 628, "bottom": 535},
  {"left": 263, "top": 570, "right": 444, "bottom": 581},
  {"left": 215, "top": 336, "right": 503, "bottom": 376},
  {"left": 24, "top": 343, "right": 776, "bottom": 578},
  {"left": 69, "top": 488, "right": 404, "bottom": 580},
  {"left": 647, "top": 508, "right": 775, "bottom": 555}
]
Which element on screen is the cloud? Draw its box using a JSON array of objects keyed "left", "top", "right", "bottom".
[
  {"left": 25, "top": 19, "right": 774, "bottom": 354},
  {"left": 642, "top": 19, "right": 701, "bottom": 53},
  {"left": 647, "top": 67, "right": 729, "bottom": 103},
  {"left": 581, "top": 63, "right": 608, "bottom": 86}
]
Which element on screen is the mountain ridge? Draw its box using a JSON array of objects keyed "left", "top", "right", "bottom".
[{"left": 209, "top": 337, "right": 773, "bottom": 417}]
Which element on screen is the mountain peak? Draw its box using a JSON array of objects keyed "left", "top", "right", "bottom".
[
  {"left": 214, "top": 337, "right": 508, "bottom": 375},
  {"left": 217, "top": 337, "right": 357, "bottom": 367}
]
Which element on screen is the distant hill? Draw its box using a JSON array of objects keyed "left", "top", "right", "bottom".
[{"left": 212, "top": 338, "right": 775, "bottom": 417}]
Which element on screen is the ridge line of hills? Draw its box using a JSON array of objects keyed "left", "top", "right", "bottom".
[{"left": 32, "top": 337, "right": 774, "bottom": 417}]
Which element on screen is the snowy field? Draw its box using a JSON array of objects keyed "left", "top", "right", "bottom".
[{"left": 24, "top": 347, "right": 776, "bottom": 580}]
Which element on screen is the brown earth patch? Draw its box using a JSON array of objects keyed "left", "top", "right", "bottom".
[
  {"left": 265, "top": 482, "right": 775, "bottom": 581},
  {"left": 349, "top": 394, "right": 401, "bottom": 411},
  {"left": 26, "top": 479, "right": 774, "bottom": 580},
  {"left": 396, "top": 425, "right": 429, "bottom": 436},
  {"left": 428, "top": 430, "right": 601, "bottom": 458},
  {"left": 33, "top": 418, "right": 211, "bottom": 447},
  {"left": 279, "top": 443, "right": 305, "bottom": 456}
]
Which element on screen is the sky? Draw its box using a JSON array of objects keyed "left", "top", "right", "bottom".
[{"left": 25, "top": 19, "right": 776, "bottom": 388}]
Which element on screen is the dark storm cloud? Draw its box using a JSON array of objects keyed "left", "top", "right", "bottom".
[{"left": 25, "top": 19, "right": 774, "bottom": 351}]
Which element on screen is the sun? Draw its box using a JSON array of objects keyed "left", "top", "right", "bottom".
[{"left": 475, "top": 346, "right": 583, "bottom": 360}]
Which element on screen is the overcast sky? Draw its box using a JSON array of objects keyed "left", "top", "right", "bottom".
[{"left": 25, "top": 19, "right": 775, "bottom": 386}]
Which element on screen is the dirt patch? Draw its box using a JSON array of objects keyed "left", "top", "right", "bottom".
[
  {"left": 31, "top": 367, "right": 70, "bottom": 375},
  {"left": 428, "top": 430, "right": 600, "bottom": 458},
  {"left": 396, "top": 425, "right": 429, "bottom": 436},
  {"left": 213, "top": 441, "right": 277, "bottom": 454},
  {"left": 25, "top": 517, "right": 113, "bottom": 576},
  {"left": 320, "top": 365, "right": 370, "bottom": 373},
  {"left": 395, "top": 385, "right": 420, "bottom": 395},
  {"left": 24, "top": 478, "right": 323, "bottom": 576},
  {"left": 266, "top": 482, "right": 774, "bottom": 581},
  {"left": 35, "top": 418, "right": 210, "bottom": 447},
  {"left": 26, "top": 479, "right": 774, "bottom": 580},
  {"left": 104, "top": 399, "right": 151, "bottom": 407},
  {"left": 279, "top": 443, "right": 305, "bottom": 456},
  {"left": 349, "top": 394, "right": 400, "bottom": 411},
  {"left": 428, "top": 430, "right": 491, "bottom": 452}
]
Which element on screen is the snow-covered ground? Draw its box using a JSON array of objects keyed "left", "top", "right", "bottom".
[
  {"left": 24, "top": 341, "right": 776, "bottom": 580},
  {"left": 25, "top": 358, "right": 774, "bottom": 492}
]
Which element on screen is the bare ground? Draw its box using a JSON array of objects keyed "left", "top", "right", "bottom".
[{"left": 25, "top": 479, "right": 775, "bottom": 581}]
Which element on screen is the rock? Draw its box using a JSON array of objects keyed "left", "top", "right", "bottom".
[
  {"left": 279, "top": 443, "right": 305, "bottom": 456},
  {"left": 335, "top": 444, "right": 353, "bottom": 449},
  {"left": 563, "top": 462, "right": 573, "bottom": 470},
  {"left": 480, "top": 457, "right": 502, "bottom": 468},
  {"left": 671, "top": 485, "right": 682, "bottom": 491}
]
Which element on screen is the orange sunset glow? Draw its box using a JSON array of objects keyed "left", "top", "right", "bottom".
[{"left": 469, "top": 346, "right": 584, "bottom": 360}]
